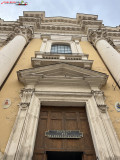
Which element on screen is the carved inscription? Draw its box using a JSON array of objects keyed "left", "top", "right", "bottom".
[{"left": 45, "top": 130, "right": 83, "bottom": 139}]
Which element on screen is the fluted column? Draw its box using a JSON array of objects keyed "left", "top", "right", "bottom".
[
  {"left": 88, "top": 29, "right": 120, "bottom": 86},
  {"left": 0, "top": 26, "right": 33, "bottom": 87}
]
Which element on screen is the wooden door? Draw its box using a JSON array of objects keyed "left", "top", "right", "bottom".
[{"left": 32, "top": 106, "right": 96, "bottom": 160}]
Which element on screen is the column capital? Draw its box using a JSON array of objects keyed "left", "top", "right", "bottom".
[
  {"left": 6, "top": 26, "right": 34, "bottom": 44},
  {"left": 88, "top": 29, "right": 107, "bottom": 46}
]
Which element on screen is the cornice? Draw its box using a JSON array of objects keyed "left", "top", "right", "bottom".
[
  {"left": 23, "top": 11, "right": 45, "bottom": 19},
  {"left": 76, "top": 13, "right": 98, "bottom": 21},
  {"left": 0, "top": 11, "right": 120, "bottom": 46},
  {"left": 17, "top": 63, "right": 108, "bottom": 88}
]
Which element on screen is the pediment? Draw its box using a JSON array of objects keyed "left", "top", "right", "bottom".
[{"left": 17, "top": 63, "right": 108, "bottom": 87}]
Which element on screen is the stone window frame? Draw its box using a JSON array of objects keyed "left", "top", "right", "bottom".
[{"left": 40, "top": 35, "right": 83, "bottom": 54}]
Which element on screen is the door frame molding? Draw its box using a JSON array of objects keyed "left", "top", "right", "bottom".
[{"left": 3, "top": 90, "right": 120, "bottom": 160}]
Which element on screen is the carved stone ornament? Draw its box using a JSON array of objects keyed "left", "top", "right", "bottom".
[
  {"left": 92, "top": 90, "right": 107, "bottom": 113},
  {"left": 107, "top": 37, "right": 116, "bottom": 48},
  {"left": 19, "top": 88, "right": 34, "bottom": 109},
  {"left": 98, "top": 104, "right": 107, "bottom": 113},
  {"left": 88, "top": 29, "right": 107, "bottom": 46},
  {"left": 6, "top": 26, "right": 33, "bottom": 43},
  {"left": 5, "top": 32, "right": 15, "bottom": 44},
  {"left": 19, "top": 102, "right": 30, "bottom": 110}
]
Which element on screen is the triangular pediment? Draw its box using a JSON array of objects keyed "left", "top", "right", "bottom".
[{"left": 17, "top": 63, "right": 108, "bottom": 87}]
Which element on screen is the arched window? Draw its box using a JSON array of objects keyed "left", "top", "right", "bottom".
[{"left": 51, "top": 44, "right": 72, "bottom": 54}]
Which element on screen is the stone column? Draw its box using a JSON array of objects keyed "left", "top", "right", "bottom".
[
  {"left": 0, "top": 27, "right": 33, "bottom": 87},
  {"left": 88, "top": 29, "right": 120, "bottom": 86}
]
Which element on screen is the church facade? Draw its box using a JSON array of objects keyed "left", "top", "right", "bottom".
[{"left": 0, "top": 11, "right": 120, "bottom": 160}]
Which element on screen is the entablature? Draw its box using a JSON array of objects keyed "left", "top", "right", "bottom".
[{"left": 0, "top": 11, "right": 120, "bottom": 47}]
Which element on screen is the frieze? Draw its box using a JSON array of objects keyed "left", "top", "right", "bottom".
[{"left": 0, "top": 12, "right": 120, "bottom": 41}]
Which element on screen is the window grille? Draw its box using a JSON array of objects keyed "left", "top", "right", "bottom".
[{"left": 51, "top": 44, "right": 72, "bottom": 54}]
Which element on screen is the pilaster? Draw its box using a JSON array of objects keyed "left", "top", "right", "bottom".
[{"left": 3, "top": 89, "right": 34, "bottom": 160}]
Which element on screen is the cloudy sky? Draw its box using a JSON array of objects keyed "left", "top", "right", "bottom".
[{"left": 0, "top": 0, "right": 120, "bottom": 27}]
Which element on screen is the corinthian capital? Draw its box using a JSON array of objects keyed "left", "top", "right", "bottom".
[
  {"left": 88, "top": 29, "right": 107, "bottom": 46},
  {"left": 6, "top": 26, "right": 33, "bottom": 43}
]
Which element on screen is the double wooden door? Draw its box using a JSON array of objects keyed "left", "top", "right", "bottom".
[{"left": 32, "top": 106, "right": 96, "bottom": 160}]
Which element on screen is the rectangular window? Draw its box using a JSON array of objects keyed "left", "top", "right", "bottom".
[{"left": 51, "top": 44, "right": 72, "bottom": 54}]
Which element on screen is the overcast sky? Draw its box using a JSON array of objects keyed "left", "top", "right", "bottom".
[{"left": 0, "top": 0, "right": 120, "bottom": 27}]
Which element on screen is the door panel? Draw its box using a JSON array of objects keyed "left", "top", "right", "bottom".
[{"left": 33, "top": 106, "right": 96, "bottom": 160}]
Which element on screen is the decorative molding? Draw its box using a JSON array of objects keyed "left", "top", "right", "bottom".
[
  {"left": 32, "top": 52, "right": 92, "bottom": 69},
  {"left": 92, "top": 90, "right": 107, "bottom": 113},
  {"left": 5, "top": 26, "right": 34, "bottom": 44},
  {"left": 20, "top": 88, "right": 34, "bottom": 104},
  {"left": 98, "top": 104, "right": 107, "bottom": 113},
  {"left": 88, "top": 29, "right": 107, "bottom": 46},
  {"left": 0, "top": 11, "right": 120, "bottom": 42},
  {"left": 17, "top": 63, "right": 108, "bottom": 88},
  {"left": 19, "top": 102, "right": 30, "bottom": 110}
]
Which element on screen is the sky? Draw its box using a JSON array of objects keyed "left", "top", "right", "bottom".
[{"left": 0, "top": 0, "right": 120, "bottom": 27}]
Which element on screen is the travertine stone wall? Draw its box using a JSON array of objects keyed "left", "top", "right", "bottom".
[
  {"left": 0, "top": 39, "right": 42, "bottom": 153},
  {"left": 80, "top": 41, "right": 120, "bottom": 140}
]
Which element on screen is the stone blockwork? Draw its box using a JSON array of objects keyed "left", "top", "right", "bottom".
[
  {"left": 0, "top": 39, "right": 42, "bottom": 153},
  {"left": 80, "top": 41, "right": 120, "bottom": 140}
]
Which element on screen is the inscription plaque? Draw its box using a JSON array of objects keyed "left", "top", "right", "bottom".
[{"left": 45, "top": 130, "right": 83, "bottom": 139}]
